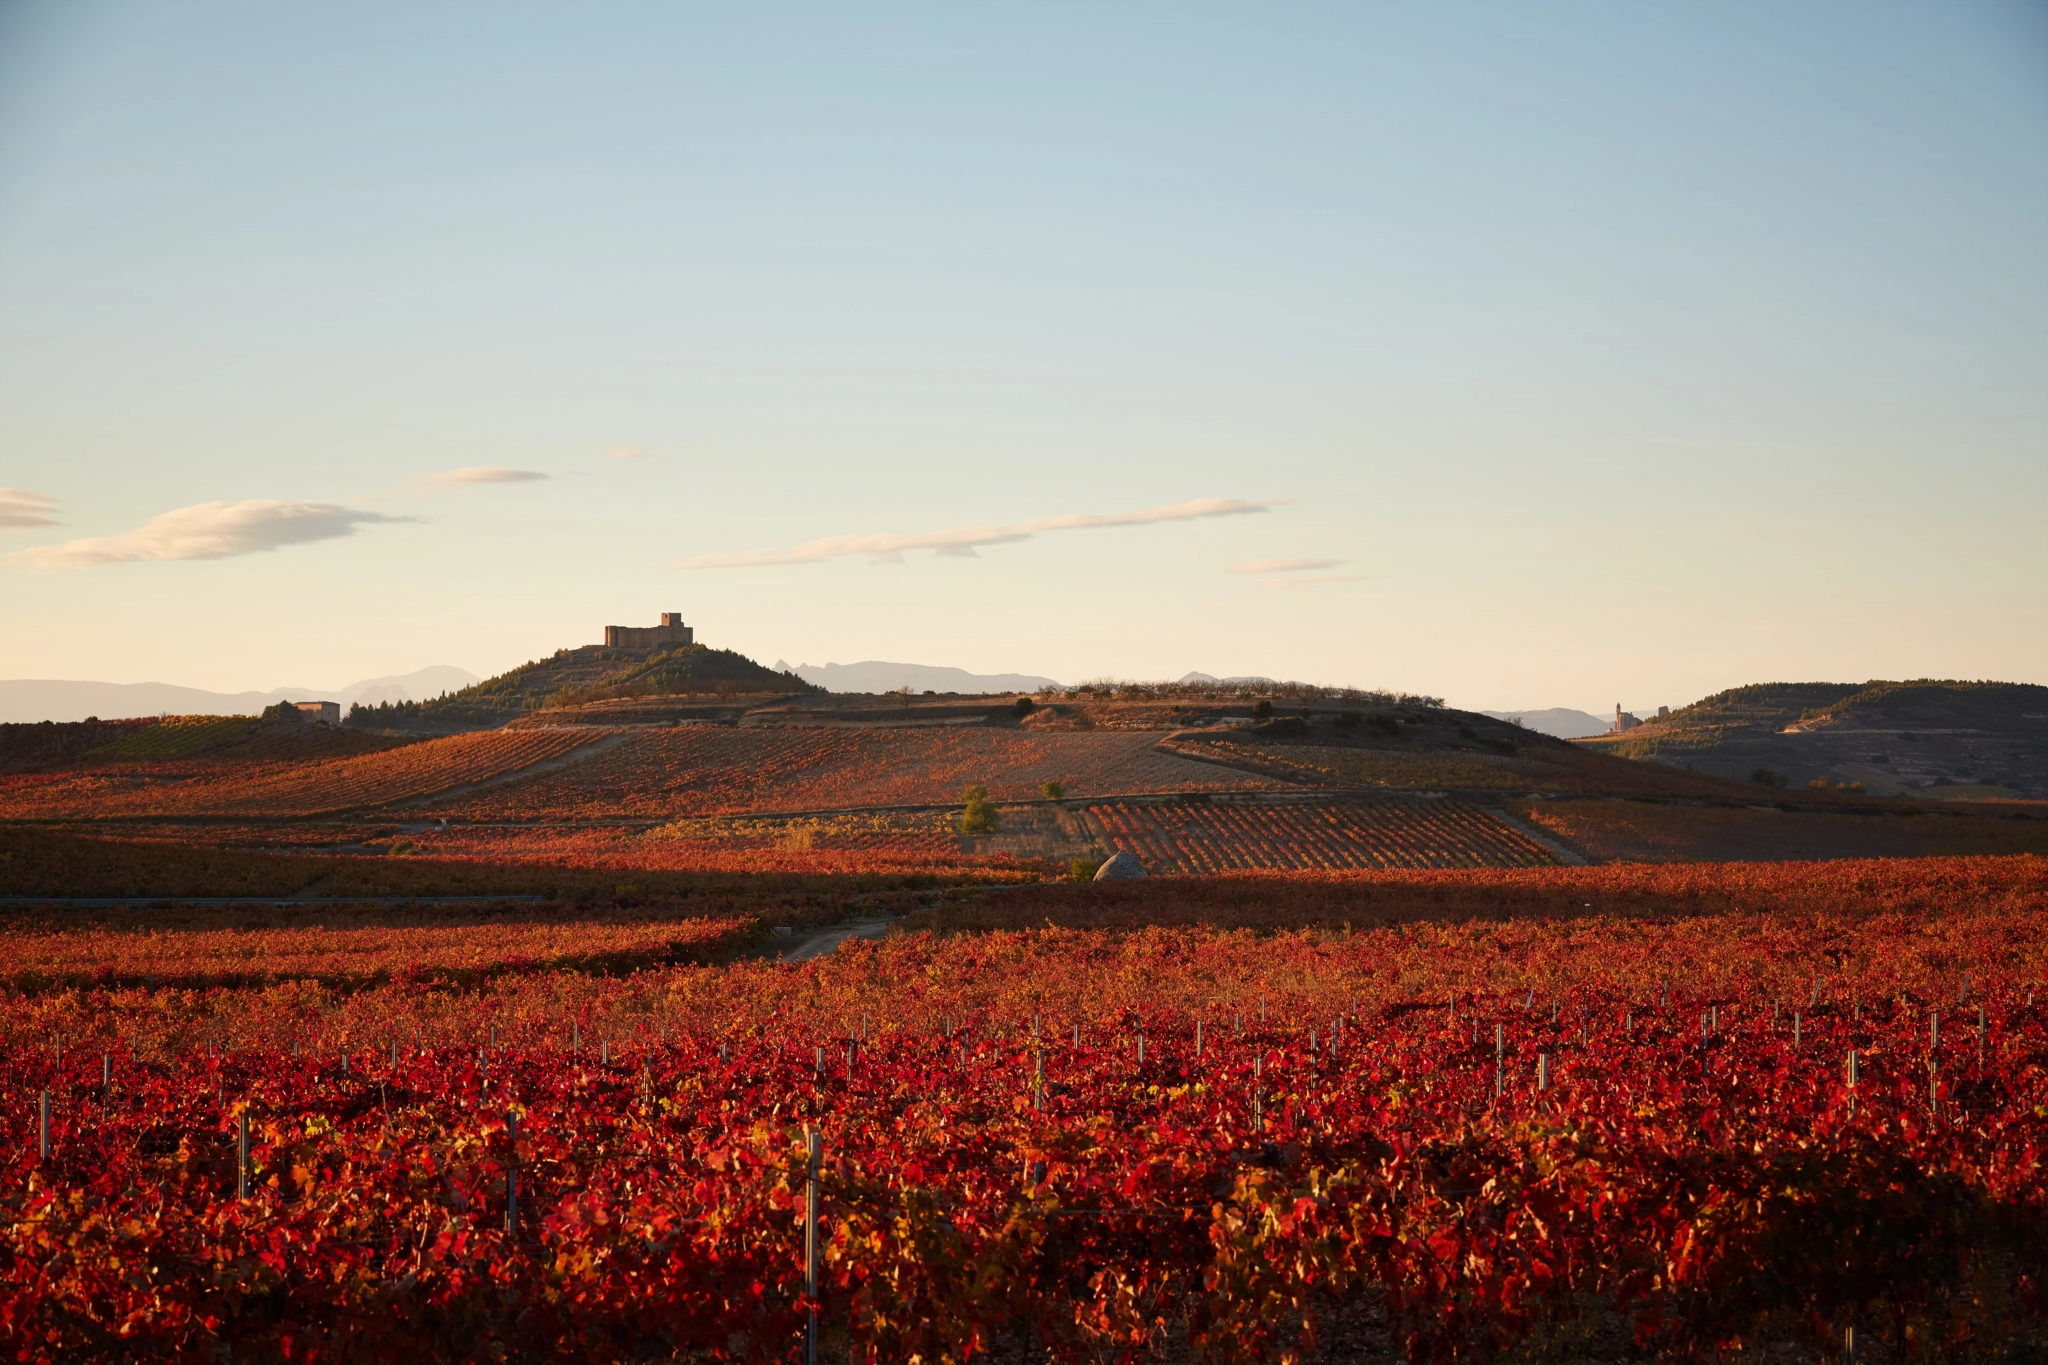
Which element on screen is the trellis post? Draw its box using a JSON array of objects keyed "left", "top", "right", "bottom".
[{"left": 804, "top": 1127, "right": 821, "bottom": 1365}]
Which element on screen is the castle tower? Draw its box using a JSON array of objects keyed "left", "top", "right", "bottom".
[{"left": 604, "top": 614, "right": 695, "bottom": 650}]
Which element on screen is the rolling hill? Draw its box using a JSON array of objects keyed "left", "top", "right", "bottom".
[
  {"left": 1578, "top": 679, "right": 2048, "bottom": 799},
  {"left": 346, "top": 642, "right": 816, "bottom": 730}
]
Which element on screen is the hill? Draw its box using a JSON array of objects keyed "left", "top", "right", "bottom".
[
  {"left": 346, "top": 642, "right": 815, "bottom": 730},
  {"left": 1479, "top": 707, "right": 1611, "bottom": 739},
  {"left": 1579, "top": 679, "right": 2048, "bottom": 799}
]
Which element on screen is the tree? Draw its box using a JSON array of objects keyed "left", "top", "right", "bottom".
[
  {"left": 1041, "top": 780, "right": 1065, "bottom": 802},
  {"left": 958, "top": 784, "right": 1000, "bottom": 835}
]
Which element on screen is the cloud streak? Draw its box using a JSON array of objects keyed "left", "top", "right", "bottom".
[
  {"left": 680, "top": 497, "right": 1287, "bottom": 569},
  {"left": 1258, "top": 573, "right": 1374, "bottom": 589},
  {"left": 605, "top": 446, "right": 651, "bottom": 460},
  {"left": 420, "top": 467, "right": 547, "bottom": 485},
  {"left": 9, "top": 499, "right": 406, "bottom": 568},
  {"left": 1230, "top": 557, "right": 1342, "bottom": 575},
  {"left": 0, "top": 489, "right": 61, "bottom": 530}
]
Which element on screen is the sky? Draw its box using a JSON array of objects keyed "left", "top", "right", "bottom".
[{"left": 1, "top": 1, "right": 2044, "bottom": 716}]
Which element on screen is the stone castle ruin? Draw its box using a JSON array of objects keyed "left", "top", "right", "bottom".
[{"left": 604, "top": 613, "right": 694, "bottom": 650}]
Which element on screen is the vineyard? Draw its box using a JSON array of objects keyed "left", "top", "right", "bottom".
[
  {"left": 0, "top": 729, "right": 611, "bottom": 820},
  {"left": 426, "top": 727, "right": 1289, "bottom": 821},
  {"left": 1512, "top": 796, "right": 2048, "bottom": 864},
  {"left": 2, "top": 896, "right": 2046, "bottom": 1361},
  {"left": 0, "top": 914, "right": 752, "bottom": 992},
  {"left": 1073, "top": 797, "right": 1560, "bottom": 872}
]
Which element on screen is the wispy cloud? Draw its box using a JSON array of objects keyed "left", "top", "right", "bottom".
[
  {"left": 1258, "top": 573, "right": 1374, "bottom": 589},
  {"left": 9, "top": 499, "right": 406, "bottom": 568},
  {"left": 1230, "top": 557, "right": 1342, "bottom": 575},
  {"left": 419, "top": 467, "right": 547, "bottom": 485},
  {"left": 681, "top": 497, "right": 1288, "bottom": 569},
  {"left": 605, "top": 446, "right": 652, "bottom": 461},
  {"left": 0, "top": 489, "right": 61, "bottom": 530}
]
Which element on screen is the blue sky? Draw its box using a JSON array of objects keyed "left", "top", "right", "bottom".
[{"left": 2, "top": 2, "right": 2044, "bottom": 713}]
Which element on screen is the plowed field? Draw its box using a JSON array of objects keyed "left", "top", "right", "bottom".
[
  {"left": 1080, "top": 797, "right": 1560, "bottom": 871},
  {"left": 0, "top": 730, "right": 610, "bottom": 819},
  {"left": 427, "top": 727, "right": 1286, "bottom": 820}
]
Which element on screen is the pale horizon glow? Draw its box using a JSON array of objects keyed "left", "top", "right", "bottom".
[{"left": 0, "top": 3, "right": 2042, "bottom": 716}]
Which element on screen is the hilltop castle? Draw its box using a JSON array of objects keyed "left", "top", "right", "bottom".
[{"left": 604, "top": 613, "right": 694, "bottom": 650}]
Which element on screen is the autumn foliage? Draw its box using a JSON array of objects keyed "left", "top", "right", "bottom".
[{"left": 3, "top": 869, "right": 2047, "bottom": 1359}]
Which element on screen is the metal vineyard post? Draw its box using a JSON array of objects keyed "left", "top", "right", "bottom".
[
  {"left": 505, "top": 1111, "right": 520, "bottom": 1237},
  {"left": 38, "top": 1089, "right": 49, "bottom": 1163},
  {"left": 237, "top": 1109, "right": 249, "bottom": 1200},
  {"left": 804, "top": 1127, "right": 821, "bottom": 1365}
]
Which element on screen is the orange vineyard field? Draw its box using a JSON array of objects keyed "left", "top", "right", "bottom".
[
  {"left": 4, "top": 862, "right": 2048, "bottom": 1360},
  {"left": 1076, "top": 797, "right": 1559, "bottom": 872},
  {"left": 0, "top": 729, "right": 606, "bottom": 820},
  {"left": 0, "top": 915, "right": 752, "bottom": 992},
  {"left": 424, "top": 727, "right": 1287, "bottom": 821}
]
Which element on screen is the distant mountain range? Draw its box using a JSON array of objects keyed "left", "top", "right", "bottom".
[
  {"left": 778, "top": 660, "right": 1062, "bottom": 695},
  {"left": 1481, "top": 708, "right": 1612, "bottom": 740},
  {"left": 0, "top": 666, "right": 481, "bottom": 724}
]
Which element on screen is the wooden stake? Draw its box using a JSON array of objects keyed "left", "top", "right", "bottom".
[
  {"left": 237, "top": 1109, "right": 249, "bottom": 1200},
  {"left": 38, "top": 1090, "right": 49, "bottom": 1163}
]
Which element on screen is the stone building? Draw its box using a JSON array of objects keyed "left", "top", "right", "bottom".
[
  {"left": 604, "top": 613, "right": 694, "bottom": 650},
  {"left": 295, "top": 700, "right": 341, "bottom": 724}
]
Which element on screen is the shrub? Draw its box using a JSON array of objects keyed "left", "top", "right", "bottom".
[
  {"left": 1013, "top": 697, "right": 1035, "bottom": 718},
  {"left": 1252, "top": 700, "right": 1274, "bottom": 718},
  {"left": 1041, "top": 780, "right": 1065, "bottom": 802},
  {"left": 1067, "top": 857, "right": 1102, "bottom": 882}
]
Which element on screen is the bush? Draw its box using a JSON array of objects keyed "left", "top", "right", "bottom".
[
  {"left": 958, "top": 785, "right": 1000, "bottom": 835},
  {"left": 1013, "top": 697, "right": 1034, "bottom": 718},
  {"left": 260, "top": 701, "right": 304, "bottom": 723},
  {"left": 1067, "top": 858, "right": 1102, "bottom": 882},
  {"left": 1041, "top": 780, "right": 1065, "bottom": 802},
  {"left": 1252, "top": 700, "right": 1274, "bottom": 718}
]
